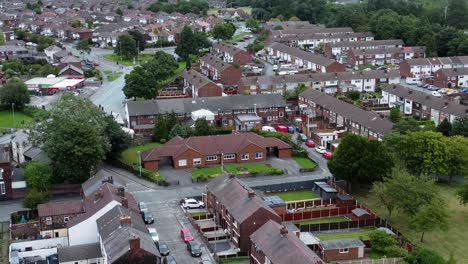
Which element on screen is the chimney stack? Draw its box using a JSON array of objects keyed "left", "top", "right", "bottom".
[
  {"left": 120, "top": 215, "right": 132, "bottom": 226},
  {"left": 102, "top": 176, "right": 114, "bottom": 185},
  {"left": 280, "top": 226, "right": 288, "bottom": 235},
  {"left": 129, "top": 237, "right": 140, "bottom": 250},
  {"left": 117, "top": 187, "right": 125, "bottom": 197},
  {"left": 121, "top": 197, "right": 128, "bottom": 208},
  {"left": 248, "top": 190, "right": 255, "bottom": 199}
]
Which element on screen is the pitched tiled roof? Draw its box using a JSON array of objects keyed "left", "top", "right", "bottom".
[
  {"left": 327, "top": 39, "right": 404, "bottom": 48},
  {"left": 213, "top": 42, "right": 248, "bottom": 56},
  {"left": 320, "top": 238, "right": 365, "bottom": 250},
  {"left": 38, "top": 200, "right": 84, "bottom": 217},
  {"left": 58, "top": 243, "right": 102, "bottom": 262},
  {"left": 251, "top": 220, "right": 323, "bottom": 264},
  {"left": 199, "top": 53, "right": 233, "bottom": 71},
  {"left": 268, "top": 42, "right": 339, "bottom": 67},
  {"left": 180, "top": 69, "right": 219, "bottom": 89}
]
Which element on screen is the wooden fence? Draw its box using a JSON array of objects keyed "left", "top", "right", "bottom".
[{"left": 335, "top": 258, "right": 404, "bottom": 264}]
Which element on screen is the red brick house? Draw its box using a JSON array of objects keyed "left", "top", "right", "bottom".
[
  {"left": 433, "top": 67, "right": 468, "bottom": 88},
  {"left": 199, "top": 54, "right": 242, "bottom": 85},
  {"left": 347, "top": 47, "right": 405, "bottom": 66},
  {"left": 0, "top": 144, "right": 12, "bottom": 201},
  {"left": 58, "top": 64, "right": 84, "bottom": 77},
  {"left": 37, "top": 200, "right": 84, "bottom": 238},
  {"left": 212, "top": 42, "right": 253, "bottom": 65},
  {"left": 324, "top": 39, "right": 404, "bottom": 63},
  {"left": 141, "top": 133, "right": 292, "bottom": 171},
  {"left": 250, "top": 220, "right": 324, "bottom": 264},
  {"left": 205, "top": 173, "right": 282, "bottom": 252},
  {"left": 180, "top": 69, "right": 222, "bottom": 97},
  {"left": 318, "top": 239, "right": 365, "bottom": 261}
]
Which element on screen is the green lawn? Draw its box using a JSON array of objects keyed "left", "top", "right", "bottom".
[
  {"left": 0, "top": 111, "right": 33, "bottom": 128},
  {"left": 103, "top": 53, "right": 155, "bottom": 66},
  {"left": 228, "top": 32, "right": 249, "bottom": 43},
  {"left": 355, "top": 184, "right": 468, "bottom": 261},
  {"left": 190, "top": 163, "right": 283, "bottom": 180},
  {"left": 267, "top": 190, "right": 319, "bottom": 202},
  {"left": 119, "top": 143, "right": 160, "bottom": 165},
  {"left": 103, "top": 70, "right": 123, "bottom": 81},
  {"left": 220, "top": 257, "right": 250, "bottom": 263},
  {"left": 315, "top": 227, "right": 375, "bottom": 241},
  {"left": 292, "top": 157, "right": 318, "bottom": 169},
  {"left": 295, "top": 216, "right": 349, "bottom": 225}
]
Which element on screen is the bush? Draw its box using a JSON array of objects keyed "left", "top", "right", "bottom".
[
  {"left": 11, "top": 213, "right": 21, "bottom": 224},
  {"left": 269, "top": 168, "right": 284, "bottom": 175},
  {"left": 385, "top": 245, "right": 408, "bottom": 258},
  {"left": 198, "top": 174, "right": 208, "bottom": 182},
  {"left": 213, "top": 129, "right": 232, "bottom": 135},
  {"left": 159, "top": 138, "right": 167, "bottom": 144},
  {"left": 293, "top": 148, "right": 308, "bottom": 157},
  {"left": 23, "top": 106, "right": 49, "bottom": 120},
  {"left": 369, "top": 230, "right": 397, "bottom": 252},
  {"left": 249, "top": 169, "right": 259, "bottom": 176},
  {"left": 23, "top": 190, "right": 49, "bottom": 209}
]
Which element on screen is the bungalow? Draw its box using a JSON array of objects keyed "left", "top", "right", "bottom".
[
  {"left": 199, "top": 54, "right": 242, "bottom": 85},
  {"left": 212, "top": 42, "right": 253, "bottom": 65},
  {"left": 141, "top": 132, "right": 292, "bottom": 171},
  {"left": 250, "top": 220, "right": 324, "bottom": 264},
  {"left": 266, "top": 42, "right": 345, "bottom": 73},
  {"left": 205, "top": 173, "right": 282, "bottom": 252},
  {"left": 318, "top": 239, "right": 365, "bottom": 261}
]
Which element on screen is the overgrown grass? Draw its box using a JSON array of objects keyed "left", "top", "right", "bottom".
[
  {"left": 267, "top": 190, "right": 319, "bottom": 202},
  {"left": 119, "top": 143, "right": 160, "bottom": 165},
  {"left": 103, "top": 53, "right": 155, "bottom": 66},
  {"left": 295, "top": 216, "right": 349, "bottom": 225},
  {"left": 368, "top": 249, "right": 386, "bottom": 259},
  {"left": 190, "top": 212, "right": 207, "bottom": 217},
  {"left": 0, "top": 111, "right": 33, "bottom": 128},
  {"left": 315, "top": 227, "right": 375, "bottom": 241},
  {"left": 292, "top": 157, "right": 318, "bottom": 169},
  {"left": 355, "top": 184, "right": 468, "bottom": 260}
]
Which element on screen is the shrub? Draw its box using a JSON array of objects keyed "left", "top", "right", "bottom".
[
  {"left": 11, "top": 213, "right": 21, "bottom": 224},
  {"left": 198, "top": 174, "right": 208, "bottom": 182},
  {"left": 385, "top": 245, "right": 408, "bottom": 258},
  {"left": 249, "top": 169, "right": 259, "bottom": 176},
  {"left": 159, "top": 138, "right": 167, "bottom": 144},
  {"left": 270, "top": 168, "right": 283, "bottom": 175},
  {"left": 23, "top": 189, "right": 49, "bottom": 209}
]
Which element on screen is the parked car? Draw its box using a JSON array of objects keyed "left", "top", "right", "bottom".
[
  {"left": 287, "top": 126, "right": 294, "bottom": 133},
  {"left": 299, "top": 133, "right": 307, "bottom": 141},
  {"left": 139, "top": 202, "right": 148, "bottom": 212},
  {"left": 187, "top": 241, "right": 202, "bottom": 257},
  {"left": 182, "top": 199, "right": 205, "bottom": 209},
  {"left": 305, "top": 139, "right": 315, "bottom": 148},
  {"left": 180, "top": 227, "right": 194, "bottom": 243},
  {"left": 431, "top": 91, "right": 442, "bottom": 97},
  {"left": 422, "top": 83, "right": 430, "bottom": 89},
  {"left": 162, "top": 256, "right": 177, "bottom": 264},
  {"left": 158, "top": 241, "right": 170, "bottom": 256},
  {"left": 141, "top": 211, "right": 154, "bottom": 224},
  {"left": 148, "top": 227, "right": 159, "bottom": 242},
  {"left": 322, "top": 152, "right": 332, "bottom": 160},
  {"left": 315, "top": 146, "right": 326, "bottom": 154}
]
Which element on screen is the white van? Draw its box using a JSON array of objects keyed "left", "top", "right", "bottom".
[
  {"left": 405, "top": 78, "right": 419, "bottom": 85},
  {"left": 262, "top": 126, "right": 277, "bottom": 132}
]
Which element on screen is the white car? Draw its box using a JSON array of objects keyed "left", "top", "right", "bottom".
[
  {"left": 182, "top": 199, "right": 205, "bottom": 209},
  {"left": 148, "top": 228, "right": 159, "bottom": 243},
  {"left": 315, "top": 146, "right": 326, "bottom": 154},
  {"left": 431, "top": 91, "right": 442, "bottom": 97}
]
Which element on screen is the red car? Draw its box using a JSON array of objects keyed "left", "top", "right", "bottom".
[
  {"left": 305, "top": 139, "right": 315, "bottom": 148},
  {"left": 180, "top": 227, "right": 194, "bottom": 243},
  {"left": 92, "top": 62, "right": 99, "bottom": 67},
  {"left": 322, "top": 151, "right": 332, "bottom": 160}
]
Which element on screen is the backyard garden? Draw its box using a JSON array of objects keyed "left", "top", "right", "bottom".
[{"left": 266, "top": 190, "right": 318, "bottom": 202}]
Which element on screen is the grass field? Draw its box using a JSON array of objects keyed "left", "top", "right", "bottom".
[
  {"left": 315, "top": 227, "right": 375, "bottom": 241},
  {"left": 355, "top": 184, "right": 468, "bottom": 261},
  {"left": 267, "top": 190, "right": 319, "bottom": 202},
  {"left": 292, "top": 157, "right": 318, "bottom": 169},
  {"left": 295, "top": 216, "right": 349, "bottom": 225},
  {"left": 104, "top": 70, "right": 123, "bottom": 81},
  {"left": 120, "top": 143, "right": 160, "bottom": 165},
  {"left": 190, "top": 163, "right": 282, "bottom": 180},
  {"left": 103, "top": 53, "right": 155, "bottom": 66},
  {"left": 0, "top": 111, "right": 33, "bottom": 128},
  {"left": 227, "top": 32, "right": 249, "bottom": 43}
]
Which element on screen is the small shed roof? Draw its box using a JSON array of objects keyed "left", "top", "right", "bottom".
[
  {"left": 320, "top": 238, "right": 365, "bottom": 250},
  {"left": 315, "top": 182, "right": 338, "bottom": 193},
  {"left": 352, "top": 208, "right": 370, "bottom": 217}
]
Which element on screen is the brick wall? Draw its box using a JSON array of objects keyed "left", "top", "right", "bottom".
[
  {"left": 323, "top": 247, "right": 360, "bottom": 261},
  {"left": 0, "top": 162, "right": 12, "bottom": 200},
  {"left": 238, "top": 207, "right": 282, "bottom": 252},
  {"left": 198, "top": 83, "right": 222, "bottom": 97},
  {"left": 221, "top": 66, "right": 242, "bottom": 85}
]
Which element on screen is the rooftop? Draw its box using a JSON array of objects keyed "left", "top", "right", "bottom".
[{"left": 58, "top": 243, "right": 102, "bottom": 263}]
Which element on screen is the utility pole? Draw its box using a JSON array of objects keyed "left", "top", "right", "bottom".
[
  {"left": 11, "top": 103, "right": 15, "bottom": 129},
  {"left": 137, "top": 150, "right": 142, "bottom": 178}
]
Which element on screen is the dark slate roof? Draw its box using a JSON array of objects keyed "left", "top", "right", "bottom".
[
  {"left": 38, "top": 200, "right": 84, "bottom": 217},
  {"left": 23, "top": 147, "right": 50, "bottom": 163},
  {"left": 251, "top": 220, "right": 323, "bottom": 264},
  {"left": 97, "top": 205, "right": 160, "bottom": 263},
  {"left": 320, "top": 238, "right": 365, "bottom": 250},
  {"left": 58, "top": 243, "right": 102, "bottom": 262},
  {"left": 300, "top": 89, "right": 394, "bottom": 135},
  {"left": 180, "top": 69, "right": 219, "bottom": 89},
  {"left": 126, "top": 94, "right": 286, "bottom": 117},
  {"left": 327, "top": 39, "right": 404, "bottom": 48},
  {"left": 383, "top": 84, "right": 468, "bottom": 117},
  {"left": 435, "top": 67, "right": 468, "bottom": 77},
  {"left": 81, "top": 169, "right": 127, "bottom": 197},
  {"left": 268, "top": 42, "right": 339, "bottom": 67}
]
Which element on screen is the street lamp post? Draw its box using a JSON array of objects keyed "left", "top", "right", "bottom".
[
  {"left": 137, "top": 150, "right": 142, "bottom": 177},
  {"left": 11, "top": 103, "right": 15, "bottom": 129}
]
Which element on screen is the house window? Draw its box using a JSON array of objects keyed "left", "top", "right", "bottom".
[
  {"left": 64, "top": 216, "right": 69, "bottom": 223},
  {"left": 255, "top": 152, "right": 263, "bottom": 159},
  {"left": 193, "top": 158, "right": 201, "bottom": 165},
  {"left": 279, "top": 112, "right": 284, "bottom": 117},
  {"left": 241, "top": 153, "right": 249, "bottom": 160},
  {"left": 224, "top": 154, "right": 235, "bottom": 160},
  {"left": 233, "top": 220, "right": 238, "bottom": 228},
  {"left": 178, "top": 159, "right": 187, "bottom": 167},
  {"left": 339, "top": 248, "right": 349, "bottom": 253},
  {"left": 46, "top": 217, "right": 52, "bottom": 226},
  {"left": 206, "top": 155, "right": 217, "bottom": 161},
  {"left": 0, "top": 182, "right": 5, "bottom": 195}
]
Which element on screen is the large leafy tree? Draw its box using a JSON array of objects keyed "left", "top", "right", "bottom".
[
  {"left": 24, "top": 161, "right": 52, "bottom": 190},
  {"left": 29, "top": 94, "right": 110, "bottom": 183},
  {"left": 456, "top": 183, "right": 468, "bottom": 206},
  {"left": 437, "top": 118, "right": 452, "bottom": 136},
  {"left": 128, "top": 30, "right": 146, "bottom": 52},
  {"left": 115, "top": 34, "right": 137, "bottom": 59},
  {"left": 175, "top": 26, "right": 197, "bottom": 61},
  {"left": 153, "top": 112, "right": 178, "bottom": 142},
  {"left": 327, "top": 133, "right": 394, "bottom": 190},
  {"left": 389, "top": 107, "right": 402, "bottom": 123},
  {"left": 211, "top": 23, "right": 236, "bottom": 41},
  {"left": 371, "top": 181, "right": 398, "bottom": 221},
  {"left": 447, "top": 0, "right": 468, "bottom": 29},
  {"left": 103, "top": 115, "right": 131, "bottom": 160},
  {"left": 76, "top": 40, "right": 91, "bottom": 55},
  {"left": 194, "top": 118, "right": 214, "bottom": 136},
  {"left": 246, "top": 17, "right": 260, "bottom": 32},
  {"left": 411, "top": 198, "right": 449, "bottom": 242},
  {"left": 451, "top": 116, "right": 468, "bottom": 137},
  {"left": 0, "top": 78, "right": 30, "bottom": 109},
  {"left": 446, "top": 136, "right": 468, "bottom": 181}
]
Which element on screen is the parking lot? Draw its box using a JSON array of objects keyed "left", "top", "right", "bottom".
[{"left": 143, "top": 199, "right": 213, "bottom": 263}]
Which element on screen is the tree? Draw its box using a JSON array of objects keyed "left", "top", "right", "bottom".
[
  {"left": 70, "top": 20, "right": 83, "bottom": 28},
  {"left": 457, "top": 183, "right": 468, "bottom": 206},
  {"left": 451, "top": 116, "right": 468, "bottom": 137},
  {"left": 371, "top": 181, "right": 398, "bottom": 221},
  {"left": 246, "top": 42, "right": 264, "bottom": 53},
  {"left": 289, "top": 16, "right": 300, "bottom": 21},
  {"left": 368, "top": 230, "right": 397, "bottom": 253},
  {"left": 212, "top": 23, "right": 236, "bottom": 41},
  {"left": 389, "top": 107, "right": 402, "bottom": 123},
  {"left": 411, "top": 198, "right": 449, "bottom": 242},
  {"left": 446, "top": 136, "right": 468, "bottom": 181},
  {"left": 437, "top": 118, "right": 452, "bottom": 136},
  {"left": 328, "top": 133, "right": 394, "bottom": 190},
  {"left": 169, "top": 124, "right": 193, "bottom": 138},
  {"left": 246, "top": 17, "right": 260, "bottom": 32},
  {"left": 405, "top": 248, "right": 447, "bottom": 264},
  {"left": 175, "top": 26, "right": 197, "bottom": 61},
  {"left": 346, "top": 90, "right": 360, "bottom": 101},
  {"left": 23, "top": 189, "right": 49, "bottom": 209},
  {"left": 0, "top": 31, "right": 5, "bottom": 46},
  {"left": 28, "top": 94, "right": 110, "bottom": 183},
  {"left": 24, "top": 161, "right": 52, "bottom": 191},
  {"left": 194, "top": 118, "right": 213, "bottom": 136},
  {"left": 128, "top": 30, "right": 146, "bottom": 52},
  {"left": 76, "top": 39, "right": 91, "bottom": 55},
  {"left": 115, "top": 34, "right": 137, "bottom": 59},
  {"left": 447, "top": 0, "right": 468, "bottom": 29},
  {"left": 103, "top": 115, "right": 131, "bottom": 160},
  {"left": 153, "top": 112, "right": 178, "bottom": 142},
  {"left": 391, "top": 118, "right": 436, "bottom": 134},
  {"left": 116, "top": 8, "right": 123, "bottom": 16},
  {"left": 0, "top": 78, "right": 30, "bottom": 109},
  {"left": 384, "top": 131, "right": 449, "bottom": 176}
]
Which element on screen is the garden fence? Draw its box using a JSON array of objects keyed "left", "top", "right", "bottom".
[
  {"left": 335, "top": 258, "right": 404, "bottom": 264},
  {"left": 298, "top": 219, "right": 378, "bottom": 233}
]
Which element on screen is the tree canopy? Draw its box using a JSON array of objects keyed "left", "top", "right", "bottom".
[
  {"left": 211, "top": 23, "right": 236, "bottom": 41},
  {"left": 451, "top": 116, "right": 468, "bottom": 137},
  {"left": 24, "top": 161, "right": 52, "bottom": 191},
  {"left": 148, "top": 0, "right": 209, "bottom": 15},
  {"left": 115, "top": 34, "right": 137, "bottom": 59},
  {"left": 0, "top": 78, "right": 30, "bottom": 109},
  {"left": 76, "top": 40, "right": 91, "bottom": 54}
]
